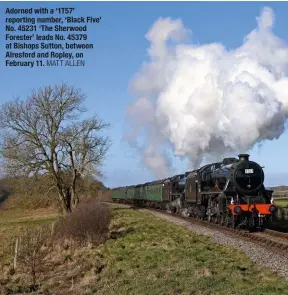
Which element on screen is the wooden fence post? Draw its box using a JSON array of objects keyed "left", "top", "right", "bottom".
[
  {"left": 51, "top": 222, "right": 55, "bottom": 237},
  {"left": 13, "top": 237, "right": 19, "bottom": 270}
]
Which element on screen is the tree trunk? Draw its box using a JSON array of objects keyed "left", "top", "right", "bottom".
[
  {"left": 56, "top": 178, "right": 80, "bottom": 214},
  {"left": 58, "top": 189, "right": 72, "bottom": 215},
  {"left": 70, "top": 166, "right": 79, "bottom": 210},
  {"left": 71, "top": 185, "right": 79, "bottom": 210}
]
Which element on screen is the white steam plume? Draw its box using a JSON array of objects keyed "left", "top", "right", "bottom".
[{"left": 125, "top": 7, "right": 288, "bottom": 178}]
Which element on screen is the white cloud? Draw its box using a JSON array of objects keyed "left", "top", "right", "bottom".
[{"left": 125, "top": 7, "right": 288, "bottom": 177}]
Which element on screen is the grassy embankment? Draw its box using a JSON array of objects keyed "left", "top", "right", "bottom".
[
  {"left": 1, "top": 205, "right": 288, "bottom": 295},
  {"left": 0, "top": 208, "right": 59, "bottom": 267}
]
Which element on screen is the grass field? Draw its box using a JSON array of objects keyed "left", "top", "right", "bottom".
[
  {"left": 1, "top": 206, "right": 288, "bottom": 295},
  {"left": 274, "top": 198, "right": 288, "bottom": 207},
  {"left": 0, "top": 208, "right": 59, "bottom": 267},
  {"left": 92, "top": 208, "right": 288, "bottom": 295}
]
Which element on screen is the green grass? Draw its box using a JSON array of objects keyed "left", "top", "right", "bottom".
[
  {"left": 1, "top": 206, "right": 288, "bottom": 295},
  {"left": 274, "top": 198, "right": 288, "bottom": 207},
  {"left": 84, "top": 208, "right": 288, "bottom": 295}
]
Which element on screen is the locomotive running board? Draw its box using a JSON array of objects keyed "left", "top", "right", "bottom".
[{"left": 200, "top": 191, "right": 224, "bottom": 195}]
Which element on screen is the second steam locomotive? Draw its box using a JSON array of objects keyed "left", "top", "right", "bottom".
[{"left": 112, "top": 154, "right": 277, "bottom": 230}]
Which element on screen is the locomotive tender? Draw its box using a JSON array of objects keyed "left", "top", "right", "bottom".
[{"left": 112, "top": 154, "right": 277, "bottom": 230}]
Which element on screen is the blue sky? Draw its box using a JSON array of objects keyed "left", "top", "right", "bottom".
[{"left": 1, "top": 1, "right": 288, "bottom": 188}]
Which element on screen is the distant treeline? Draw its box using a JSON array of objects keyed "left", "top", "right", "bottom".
[{"left": 0, "top": 174, "right": 110, "bottom": 210}]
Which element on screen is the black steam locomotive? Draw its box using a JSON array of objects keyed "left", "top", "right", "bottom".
[{"left": 112, "top": 154, "right": 277, "bottom": 230}]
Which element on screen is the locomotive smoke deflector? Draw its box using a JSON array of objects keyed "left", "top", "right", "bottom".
[{"left": 238, "top": 154, "right": 250, "bottom": 161}]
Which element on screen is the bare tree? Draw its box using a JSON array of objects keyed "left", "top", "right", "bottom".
[{"left": 0, "top": 83, "right": 111, "bottom": 214}]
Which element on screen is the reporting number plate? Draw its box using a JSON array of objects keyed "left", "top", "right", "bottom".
[{"left": 245, "top": 169, "right": 254, "bottom": 174}]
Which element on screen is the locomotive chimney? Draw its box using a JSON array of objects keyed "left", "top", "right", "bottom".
[{"left": 238, "top": 154, "right": 250, "bottom": 161}]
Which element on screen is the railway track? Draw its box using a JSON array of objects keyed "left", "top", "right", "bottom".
[
  {"left": 265, "top": 229, "right": 288, "bottom": 240},
  {"left": 144, "top": 207, "right": 288, "bottom": 255}
]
